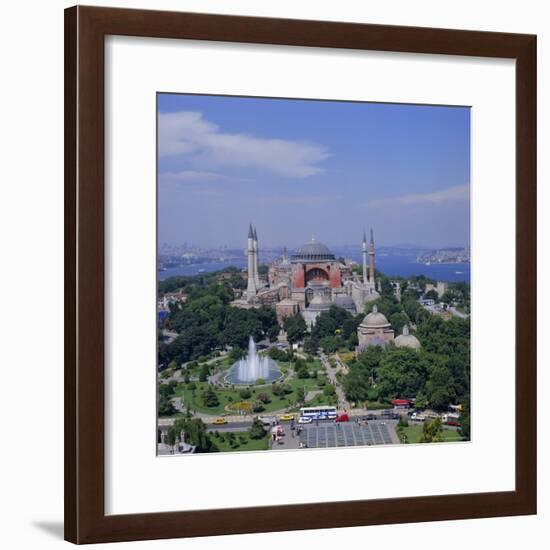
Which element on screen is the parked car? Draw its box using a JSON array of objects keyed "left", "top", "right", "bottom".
[{"left": 212, "top": 418, "right": 227, "bottom": 425}]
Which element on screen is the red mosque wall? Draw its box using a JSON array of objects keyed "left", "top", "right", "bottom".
[
  {"left": 292, "top": 264, "right": 305, "bottom": 288},
  {"left": 292, "top": 262, "right": 342, "bottom": 289},
  {"left": 329, "top": 264, "right": 341, "bottom": 288}
]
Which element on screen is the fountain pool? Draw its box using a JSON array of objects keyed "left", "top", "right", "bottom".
[{"left": 225, "top": 336, "right": 282, "bottom": 385}]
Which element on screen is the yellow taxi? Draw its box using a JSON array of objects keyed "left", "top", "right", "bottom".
[
  {"left": 279, "top": 413, "right": 295, "bottom": 422},
  {"left": 212, "top": 417, "right": 228, "bottom": 425}
]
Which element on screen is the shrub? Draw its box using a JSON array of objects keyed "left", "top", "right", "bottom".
[
  {"left": 252, "top": 402, "right": 265, "bottom": 413},
  {"left": 239, "top": 388, "right": 252, "bottom": 399},
  {"left": 257, "top": 392, "right": 271, "bottom": 404}
]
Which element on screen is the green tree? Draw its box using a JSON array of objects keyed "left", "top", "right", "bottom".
[
  {"left": 174, "top": 417, "right": 217, "bottom": 452},
  {"left": 319, "top": 336, "right": 340, "bottom": 353},
  {"left": 239, "top": 388, "right": 252, "bottom": 399},
  {"left": 424, "top": 363, "right": 457, "bottom": 410},
  {"left": 249, "top": 418, "right": 267, "bottom": 439},
  {"left": 419, "top": 417, "right": 443, "bottom": 443},
  {"left": 158, "top": 394, "right": 176, "bottom": 416},
  {"left": 165, "top": 426, "right": 178, "bottom": 447},
  {"left": 389, "top": 312, "right": 410, "bottom": 334},
  {"left": 459, "top": 399, "right": 471, "bottom": 440},
  {"left": 201, "top": 386, "right": 220, "bottom": 408},
  {"left": 198, "top": 363, "right": 210, "bottom": 382},
  {"left": 303, "top": 336, "right": 319, "bottom": 355},
  {"left": 229, "top": 346, "right": 245, "bottom": 362},
  {"left": 284, "top": 313, "right": 307, "bottom": 344},
  {"left": 257, "top": 392, "right": 271, "bottom": 404},
  {"left": 376, "top": 347, "right": 428, "bottom": 399},
  {"left": 272, "top": 383, "right": 291, "bottom": 397},
  {"left": 343, "top": 366, "right": 371, "bottom": 403},
  {"left": 268, "top": 347, "right": 287, "bottom": 361}
]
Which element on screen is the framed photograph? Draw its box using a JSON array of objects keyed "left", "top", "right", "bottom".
[{"left": 65, "top": 6, "right": 537, "bottom": 544}]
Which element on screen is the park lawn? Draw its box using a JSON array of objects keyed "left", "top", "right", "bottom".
[
  {"left": 174, "top": 370, "right": 331, "bottom": 416},
  {"left": 303, "top": 392, "right": 336, "bottom": 408},
  {"left": 209, "top": 432, "right": 269, "bottom": 452},
  {"left": 400, "top": 424, "right": 463, "bottom": 444}
]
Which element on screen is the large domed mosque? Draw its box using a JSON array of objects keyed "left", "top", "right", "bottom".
[
  {"left": 234, "top": 225, "right": 380, "bottom": 327},
  {"left": 232, "top": 224, "right": 422, "bottom": 352}
]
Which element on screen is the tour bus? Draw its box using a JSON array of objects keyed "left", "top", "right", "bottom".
[{"left": 299, "top": 406, "right": 338, "bottom": 421}]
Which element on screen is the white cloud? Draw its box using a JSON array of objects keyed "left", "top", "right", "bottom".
[
  {"left": 369, "top": 183, "right": 470, "bottom": 208},
  {"left": 158, "top": 111, "right": 329, "bottom": 178}
]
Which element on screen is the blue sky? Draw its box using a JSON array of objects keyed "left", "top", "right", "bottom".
[{"left": 158, "top": 93, "right": 470, "bottom": 249}]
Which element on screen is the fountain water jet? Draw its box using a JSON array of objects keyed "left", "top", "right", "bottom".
[{"left": 225, "top": 336, "right": 282, "bottom": 385}]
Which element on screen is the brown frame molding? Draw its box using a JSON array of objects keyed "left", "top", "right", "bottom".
[{"left": 65, "top": 5, "right": 537, "bottom": 544}]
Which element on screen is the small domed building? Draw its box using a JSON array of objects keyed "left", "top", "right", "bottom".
[
  {"left": 394, "top": 325, "right": 421, "bottom": 350},
  {"left": 357, "top": 305, "right": 395, "bottom": 350}
]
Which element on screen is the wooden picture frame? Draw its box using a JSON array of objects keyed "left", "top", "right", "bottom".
[{"left": 65, "top": 5, "right": 537, "bottom": 544}]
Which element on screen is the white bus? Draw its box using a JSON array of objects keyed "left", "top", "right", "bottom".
[{"left": 299, "top": 406, "right": 337, "bottom": 421}]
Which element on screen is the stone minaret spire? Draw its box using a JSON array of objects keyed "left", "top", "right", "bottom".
[
  {"left": 361, "top": 230, "right": 368, "bottom": 284},
  {"left": 246, "top": 224, "right": 257, "bottom": 301},
  {"left": 253, "top": 226, "right": 260, "bottom": 288},
  {"left": 369, "top": 227, "right": 376, "bottom": 283}
]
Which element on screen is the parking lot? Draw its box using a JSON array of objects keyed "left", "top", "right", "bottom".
[{"left": 298, "top": 421, "right": 397, "bottom": 448}]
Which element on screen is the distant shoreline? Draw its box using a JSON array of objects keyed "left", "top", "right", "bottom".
[{"left": 158, "top": 255, "right": 470, "bottom": 283}]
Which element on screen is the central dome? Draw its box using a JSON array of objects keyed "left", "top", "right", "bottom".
[
  {"left": 362, "top": 305, "right": 391, "bottom": 327},
  {"left": 291, "top": 238, "right": 335, "bottom": 262}
]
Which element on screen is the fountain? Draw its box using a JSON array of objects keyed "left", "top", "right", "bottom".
[{"left": 225, "top": 336, "right": 282, "bottom": 385}]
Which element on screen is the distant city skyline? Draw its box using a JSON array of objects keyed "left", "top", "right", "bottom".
[{"left": 158, "top": 94, "right": 470, "bottom": 249}]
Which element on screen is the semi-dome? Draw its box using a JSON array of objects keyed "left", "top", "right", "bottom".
[
  {"left": 361, "top": 305, "right": 391, "bottom": 327},
  {"left": 291, "top": 238, "right": 335, "bottom": 262},
  {"left": 394, "top": 325, "right": 421, "bottom": 350}
]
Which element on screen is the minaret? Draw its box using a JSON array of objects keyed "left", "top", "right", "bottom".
[
  {"left": 369, "top": 227, "right": 376, "bottom": 283},
  {"left": 361, "top": 230, "right": 368, "bottom": 284},
  {"left": 253, "top": 226, "right": 260, "bottom": 288},
  {"left": 246, "top": 224, "right": 257, "bottom": 300}
]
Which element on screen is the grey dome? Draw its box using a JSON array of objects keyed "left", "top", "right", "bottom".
[
  {"left": 362, "top": 305, "right": 391, "bottom": 327},
  {"left": 394, "top": 325, "right": 421, "bottom": 349},
  {"left": 291, "top": 238, "right": 335, "bottom": 262}
]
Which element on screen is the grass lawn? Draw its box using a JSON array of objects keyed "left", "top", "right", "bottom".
[
  {"left": 400, "top": 423, "right": 463, "bottom": 444},
  {"left": 172, "top": 361, "right": 332, "bottom": 416},
  {"left": 209, "top": 432, "right": 269, "bottom": 452}
]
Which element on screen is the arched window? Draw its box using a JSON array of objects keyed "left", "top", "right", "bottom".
[{"left": 305, "top": 268, "right": 329, "bottom": 283}]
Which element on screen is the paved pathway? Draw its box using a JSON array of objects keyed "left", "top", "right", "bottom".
[{"left": 320, "top": 352, "right": 350, "bottom": 410}]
